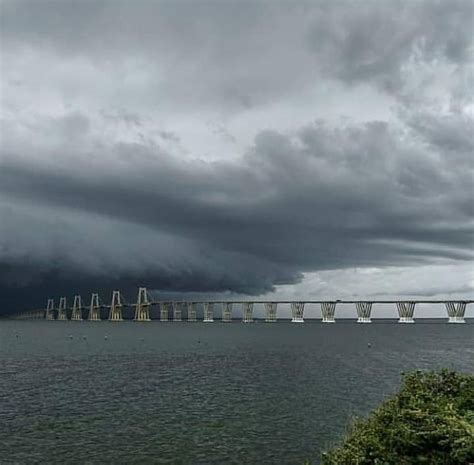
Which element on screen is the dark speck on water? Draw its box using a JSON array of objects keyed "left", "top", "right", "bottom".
[{"left": 0, "top": 320, "right": 473, "bottom": 464}]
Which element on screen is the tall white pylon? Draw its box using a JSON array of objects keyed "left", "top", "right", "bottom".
[
  {"left": 321, "top": 302, "right": 336, "bottom": 323},
  {"left": 397, "top": 302, "right": 415, "bottom": 323},
  {"left": 160, "top": 302, "right": 169, "bottom": 321},
  {"left": 57, "top": 297, "right": 67, "bottom": 320},
  {"left": 173, "top": 302, "right": 182, "bottom": 321},
  {"left": 356, "top": 302, "right": 372, "bottom": 323},
  {"left": 242, "top": 302, "right": 254, "bottom": 323},
  {"left": 88, "top": 293, "right": 101, "bottom": 321},
  {"left": 204, "top": 302, "right": 214, "bottom": 322},
  {"left": 187, "top": 302, "right": 197, "bottom": 322},
  {"left": 46, "top": 299, "right": 55, "bottom": 320},
  {"left": 264, "top": 302, "right": 277, "bottom": 322},
  {"left": 108, "top": 290, "right": 123, "bottom": 321},
  {"left": 291, "top": 302, "right": 305, "bottom": 323},
  {"left": 222, "top": 302, "right": 233, "bottom": 322},
  {"left": 71, "top": 295, "right": 83, "bottom": 321},
  {"left": 134, "top": 287, "right": 151, "bottom": 321},
  {"left": 445, "top": 302, "right": 466, "bottom": 323}
]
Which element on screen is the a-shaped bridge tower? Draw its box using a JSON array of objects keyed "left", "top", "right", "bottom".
[
  {"left": 71, "top": 295, "right": 83, "bottom": 321},
  {"left": 108, "top": 290, "right": 123, "bottom": 321},
  {"left": 88, "top": 293, "right": 101, "bottom": 321},
  {"left": 57, "top": 297, "right": 67, "bottom": 320},
  {"left": 45, "top": 298, "right": 55, "bottom": 320},
  {"left": 134, "top": 287, "right": 151, "bottom": 321}
]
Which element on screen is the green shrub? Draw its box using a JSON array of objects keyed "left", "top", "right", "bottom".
[{"left": 320, "top": 370, "right": 474, "bottom": 465}]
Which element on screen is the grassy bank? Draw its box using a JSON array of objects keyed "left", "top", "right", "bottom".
[{"left": 316, "top": 370, "right": 474, "bottom": 465}]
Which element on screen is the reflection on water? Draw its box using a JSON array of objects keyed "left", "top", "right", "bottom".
[{"left": 1, "top": 320, "right": 473, "bottom": 464}]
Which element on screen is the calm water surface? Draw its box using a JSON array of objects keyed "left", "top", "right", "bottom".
[{"left": 1, "top": 320, "right": 473, "bottom": 464}]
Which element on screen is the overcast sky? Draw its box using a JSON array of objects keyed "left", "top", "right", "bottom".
[{"left": 0, "top": 0, "right": 473, "bottom": 316}]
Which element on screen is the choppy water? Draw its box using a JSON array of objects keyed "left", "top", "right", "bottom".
[{"left": 1, "top": 320, "right": 473, "bottom": 464}]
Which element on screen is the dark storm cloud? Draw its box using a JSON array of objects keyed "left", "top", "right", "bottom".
[
  {"left": 0, "top": 0, "right": 473, "bottom": 312},
  {"left": 1, "top": 117, "right": 472, "bottom": 296}
]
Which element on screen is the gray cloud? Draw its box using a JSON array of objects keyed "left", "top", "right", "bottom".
[
  {"left": 306, "top": 0, "right": 473, "bottom": 91},
  {"left": 0, "top": 0, "right": 473, "bottom": 312},
  {"left": 1, "top": 116, "right": 472, "bottom": 288},
  {"left": 2, "top": 1, "right": 471, "bottom": 109}
]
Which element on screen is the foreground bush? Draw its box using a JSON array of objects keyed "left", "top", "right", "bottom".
[{"left": 320, "top": 370, "right": 474, "bottom": 465}]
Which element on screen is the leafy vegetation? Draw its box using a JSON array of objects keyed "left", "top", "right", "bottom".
[{"left": 319, "top": 370, "right": 474, "bottom": 465}]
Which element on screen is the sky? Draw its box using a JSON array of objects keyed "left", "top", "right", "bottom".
[{"left": 0, "top": 0, "right": 473, "bottom": 317}]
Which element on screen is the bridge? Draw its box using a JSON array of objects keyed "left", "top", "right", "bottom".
[{"left": 9, "top": 288, "right": 473, "bottom": 323}]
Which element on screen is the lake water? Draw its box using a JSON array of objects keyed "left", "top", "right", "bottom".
[{"left": 1, "top": 320, "right": 473, "bottom": 464}]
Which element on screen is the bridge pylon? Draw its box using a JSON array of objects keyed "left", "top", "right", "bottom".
[
  {"left": 242, "top": 302, "right": 254, "bottom": 323},
  {"left": 321, "top": 302, "right": 336, "bottom": 323},
  {"left": 264, "top": 302, "right": 277, "bottom": 322},
  {"left": 46, "top": 299, "right": 55, "bottom": 320},
  {"left": 57, "top": 297, "right": 67, "bottom": 320},
  {"left": 203, "top": 302, "right": 214, "bottom": 322},
  {"left": 134, "top": 287, "right": 151, "bottom": 321},
  {"left": 173, "top": 302, "right": 182, "bottom": 321},
  {"left": 160, "top": 302, "right": 169, "bottom": 321},
  {"left": 356, "top": 302, "right": 372, "bottom": 323},
  {"left": 71, "top": 295, "right": 83, "bottom": 321},
  {"left": 108, "top": 290, "right": 123, "bottom": 321},
  {"left": 88, "top": 293, "right": 101, "bottom": 320},
  {"left": 222, "top": 302, "right": 232, "bottom": 322},
  {"left": 397, "top": 302, "right": 415, "bottom": 323},
  {"left": 187, "top": 302, "right": 197, "bottom": 321},
  {"left": 445, "top": 302, "right": 466, "bottom": 323},
  {"left": 291, "top": 302, "right": 305, "bottom": 323}
]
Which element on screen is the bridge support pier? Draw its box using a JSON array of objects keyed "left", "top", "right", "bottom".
[
  {"left": 173, "top": 302, "right": 182, "bottom": 321},
  {"left": 108, "top": 290, "right": 123, "bottom": 321},
  {"left": 57, "top": 297, "right": 67, "bottom": 320},
  {"left": 134, "top": 287, "right": 151, "bottom": 321},
  {"left": 356, "top": 302, "right": 372, "bottom": 323},
  {"left": 445, "top": 302, "right": 466, "bottom": 323},
  {"left": 222, "top": 302, "right": 232, "bottom": 322},
  {"left": 46, "top": 299, "right": 55, "bottom": 320},
  {"left": 321, "top": 302, "right": 336, "bottom": 323},
  {"left": 291, "top": 302, "right": 305, "bottom": 323},
  {"left": 242, "top": 302, "right": 254, "bottom": 323},
  {"left": 187, "top": 302, "right": 197, "bottom": 321},
  {"left": 88, "top": 293, "right": 101, "bottom": 321},
  {"left": 160, "top": 302, "right": 169, "bottom": 321},
  {"left": 204, "top": 302, "right": 214, "bottom": 322},
  {"left": 397, "top": 302, "right": 415, "bottom": 323},
  {"left": 264, "top": 302, "right": 277, "bottom": 322},
  {"left": 71, "top": 295, "right": 83, "bottom": 321}
]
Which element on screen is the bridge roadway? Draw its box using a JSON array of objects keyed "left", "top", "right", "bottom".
[
  {"left": 11, "top": 291, "right": 474, "bottom": 324},
  {"left": 144, "top": 300, "right": 474, "bottom": 305}
]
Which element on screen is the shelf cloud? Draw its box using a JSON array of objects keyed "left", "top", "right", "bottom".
[{"left": 1, "top": 0, "right": 473, "bottom": 312}]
